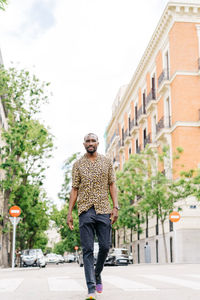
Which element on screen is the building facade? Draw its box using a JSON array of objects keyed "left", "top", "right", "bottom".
[{"left": 105, "top": 0, "right": 200, "bottom": 264}]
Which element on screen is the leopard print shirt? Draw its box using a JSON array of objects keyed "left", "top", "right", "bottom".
[{"left": 72, "top": 153, "right": 115, "bottom": 215}]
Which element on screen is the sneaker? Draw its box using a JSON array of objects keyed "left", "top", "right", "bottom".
[
  {"left": 95, "top": 274, "right": 103, "bottom": 293},
  {"left": 96, "top": 283, "right": 103, "bottom": 293}
]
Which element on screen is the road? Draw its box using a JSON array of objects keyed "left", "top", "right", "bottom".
[{"left": 0, "top": 263, "right": 200, "bottom": 300}]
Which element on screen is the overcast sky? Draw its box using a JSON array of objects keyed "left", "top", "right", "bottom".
[{"left": 0, "top": 0, "right": 169, "bottom": 206}]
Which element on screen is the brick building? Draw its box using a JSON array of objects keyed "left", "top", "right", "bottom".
[{"left": 105, "top": 0, "right": 200, "bottom": 263}]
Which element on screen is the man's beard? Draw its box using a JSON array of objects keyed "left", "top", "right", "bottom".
[{"left": 86, "top": 146, "right": 96, "bottom": 154}]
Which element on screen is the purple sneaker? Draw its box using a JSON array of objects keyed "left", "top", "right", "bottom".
[{"left": 96, "top": 283, "right": 103, "bottom": 293}]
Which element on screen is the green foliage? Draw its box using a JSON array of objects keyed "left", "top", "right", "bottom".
[
  {"left": 51, "top": 153, "right": 81, "bottom": 253},
  {"left": 116, "top": 146, "right": 190, "bottom": 262},
  {"left": 0, "top": 65, "right": 53, "bottom": 253},
  {"left": 0, "top": 0, "right": 7, "bottom": 10}
]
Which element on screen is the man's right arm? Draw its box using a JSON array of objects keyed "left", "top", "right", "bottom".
[{"left": 67, "top": 187, "right": 78, "bottom": 230}]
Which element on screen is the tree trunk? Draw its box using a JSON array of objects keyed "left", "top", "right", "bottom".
[{"left": 161, "top": 220, "right": 168, "bottom": 263}]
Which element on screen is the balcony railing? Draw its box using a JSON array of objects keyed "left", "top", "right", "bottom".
[
  {"left": 158, "top": 69, "right": 169, "bottom": 87},
  {"left": 156, "top": 116, "right": 171, "bottom": 135},
  {"left": 137, "top": 106, "right": 143, "bottom": 119},
  {"left": 146, "top": 88, "right": 156, "bottom": 106},
  {"left": 144, "top": 133, "right": 151, "bottom": 148},
  {"left": 124, "top": 128, "right": 131, "bottom": 140},
  {"left": 136, "top": 145, "right": 141, "bottom": 154}
]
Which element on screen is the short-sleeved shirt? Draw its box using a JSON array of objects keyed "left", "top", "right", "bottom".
[{"left": 72, "top": 153, "right": 115, "bottom": 216}]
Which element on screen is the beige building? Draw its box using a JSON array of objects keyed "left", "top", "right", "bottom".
[
  {"left": 45, "top": 221, "right": 61, "bottom": 249},
  {"left": 105, "top": 0, "right": 200, "bottom": 263}
]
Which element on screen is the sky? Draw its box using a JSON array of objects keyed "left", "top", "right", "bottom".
[{"left": 0, "top": 0, "right": 170, "bottom": 207}]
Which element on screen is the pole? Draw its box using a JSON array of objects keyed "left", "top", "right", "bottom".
[{"left": 12, "top": 217, "right": 16, "bottom": 269}]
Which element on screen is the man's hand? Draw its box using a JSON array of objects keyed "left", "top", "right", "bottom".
[
  {"left": 67, "top": 213, "right": 74, "bottom": 230},
  {"left": 110, "top": 207, "right": 118, "bottom": 224}
]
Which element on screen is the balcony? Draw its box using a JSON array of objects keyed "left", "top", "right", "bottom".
[
  {"left": 146, "top": 88, "right": 156, "bottom": 112},
  {"left": 144, "top": 133, "right": 151, "bottom": 148},
  {"left": 124, "top": 128, "right": 131, "bottom": 144},
  {"left": 137, "top": 106, "right": 147, "bottom": 124},
  {"left": 113, "top": 156, "right": 120, "bottom": 170},
  {"left": 118, "top": 139, "right": 125, "bottom": 153},
  {"left": 158, "top": 69, "right": 170, "bottom": 94},
  {"left": 136, "top": 144, "right": 141, "bottom": 154},
  {"left": 130, "top": 118, "right": 139, "bottom": 136},
  {"left": 156, "top": 116, "right": 172, "bottom": 140}
]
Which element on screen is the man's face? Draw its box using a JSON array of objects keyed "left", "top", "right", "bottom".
[{"left": 83, "top": 134, "right": 99, "bottom": 154}]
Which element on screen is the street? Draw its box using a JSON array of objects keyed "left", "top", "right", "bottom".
[{"left": 0, "top": 263, "right": 200, "bottom": 300}]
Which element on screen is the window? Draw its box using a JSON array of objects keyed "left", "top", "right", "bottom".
[
  {"left": 136, "top": 138, "right": 139, "bottom": 153},
  {"left": 152, "top": 115, "right": 156, "bottom": 142},
  {"left": 137, "top": 244, "right": 140, "bottom": 264},
  {"left": 129, "top": 146, "right": 132, "bottom": 155},
  {"left": 135, "top": 104, "right": 138, "bottom": 125},
  {"left": 142, "top": 91, "right": 146, "bottom": 114},
  {"left": 165, "top": 97, "right": 171, "bottom": 127},
  {"left": 122, "top": 127, "right": 124, "bottom": 146},
  {"left": 156, "top": 240, "right": 159, "bottom": 263},
  {"left": 151, "top": 75, "right": 156, "bottom": 99},
  {"left": 128, "top": 115, "right": 131, "bottom": 134},
  {"left": 143, "top": 128, "right": 147, "bottom": 148},
  {"left": 169, "top": 220, "right": 173, "bottom": 232},
  {"left": 164, "top": 50, "right": 169, "bottom": 79},
  {"left": 156, "top": 214, "right": 159, "bottom": 235},
  {"left": 146, "top": 213, "right": 148, "bottom": 238},
  {"left": 170, "top": 237, "right": 173, "bottom": 263}
]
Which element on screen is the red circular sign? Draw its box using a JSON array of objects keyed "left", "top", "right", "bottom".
[
  {"left": 74, "top": 246, "right": 79, "bottom": 250},
  {"left": 9, "top": 206, "right": 21, "bottom": 217},
  {"left": 169, "top": 211, "right": 180, "bottom": 222}
]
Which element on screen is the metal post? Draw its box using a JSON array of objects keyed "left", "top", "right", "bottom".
[{"left": 12, "top": 217, "right": 16, "bottom": 269}]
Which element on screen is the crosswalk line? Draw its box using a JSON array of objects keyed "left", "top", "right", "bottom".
[
  {"left": 103, "top": 275, "right": 158, "bottom": 291},
  {"left": 0, "top": 278, "right": 24, "bottom": 292},
  {"left": 187, "top": 275, "right": 200, "bottom": 279},
  {"left": 48, "top": 276, "right": 86, "bottom": 291},
  {"left": 141, "top": 275, "right": 200, "bottom": 290}
]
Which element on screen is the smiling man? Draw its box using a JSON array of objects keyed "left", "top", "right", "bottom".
[{"left": 67, "top": 133, "right": 118, "bottom": 300}]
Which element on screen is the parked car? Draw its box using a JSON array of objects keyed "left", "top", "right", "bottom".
[
  {"left": 64, "top": 253, "right": 75, "bottom": 263},
  {"left": 45, "top": 253, "right": 59, "bottom": 264},
  {"left": 20, "top": 249, "right": 46, "bottom": 268},
  {"left": 56, "top": 254, "right": 65, "bottom": 263},
  {"left": 105, "top": 248, "right": 129, "bottom": 266},
  {"left": 128, "top": 252, "right": 134, "bottom": 264}
]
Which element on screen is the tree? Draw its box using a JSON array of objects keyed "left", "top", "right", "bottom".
[
  {"left": 51, "top": 153, "right": 81, "bottom": 253},
  {"left": 116, "top": 153, "right": 147, "bottom": 245},
  {"left": 0, "top": 0, "right": 7, "bottom": 10},
  {"left": 0, "top": 66, "right": 53, "bottom": 266},
  {"left": 116, "top": 146, "right": 190, "bottom": 263}
]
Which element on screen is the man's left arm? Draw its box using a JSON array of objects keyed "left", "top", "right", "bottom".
[{"left": 109, "top": 182, "right": 118, "bottom": 224}]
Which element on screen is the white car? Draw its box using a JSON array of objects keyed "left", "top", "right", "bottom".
[{"left": 45, "top": 253, "right": 59, "bottom": 264}]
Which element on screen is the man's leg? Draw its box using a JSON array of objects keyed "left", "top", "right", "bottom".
[
  {"left": 79, "top": 208, "right": 96, "bottom": 295},
  {"left": 94, "top": 213, "right": 111, "bottom": 290}
]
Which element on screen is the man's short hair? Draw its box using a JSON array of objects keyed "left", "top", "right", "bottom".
[{"left": 84, "top": 133, "right": 98, "bottom": 141}]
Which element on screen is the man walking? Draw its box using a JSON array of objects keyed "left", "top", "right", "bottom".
[{"left": 67, "top": 133, "right": 118, "bottom": 300}]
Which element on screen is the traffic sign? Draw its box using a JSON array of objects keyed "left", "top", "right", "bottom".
[
  {"left": 9, "top": 206, "right": 21, "bottom": 217},
  {"left": 169, "top": 211, "right": 181, "bottom": 222},
  {"left": 74, "top": 246, "right": 79, "bottom": 251}
]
